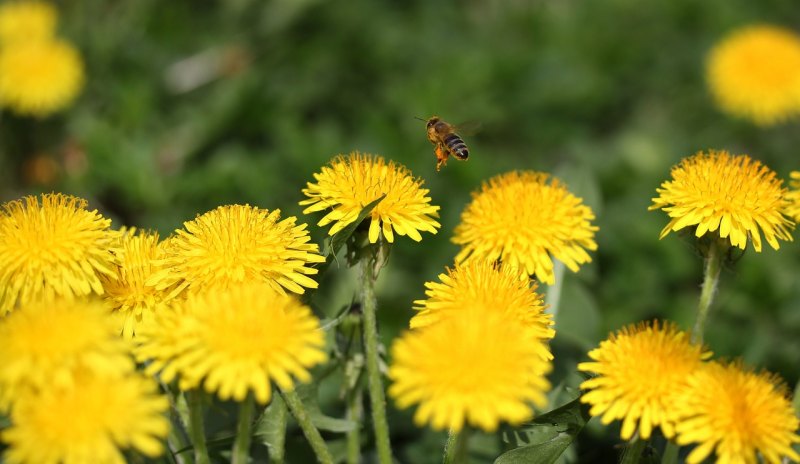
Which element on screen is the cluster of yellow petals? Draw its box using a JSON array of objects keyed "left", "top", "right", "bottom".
[
  {"left": 0, "top": 297, "right": 169, "bottom": 463},
  {"left": 578, "top": 321, "right": 711, "bottom": 440},
  {"left": 411, "top": 261, "right": 554, "bottom": 362},
  {"left": 0, "top": 193, "right": 115, "bottom": 314},
  {"left": 707, "top": 25, "right": 800, "bottom": 125},
  {"left": 0, "top": 1, "right": 84, "bottom": 116},
  {"left": 136, "top": 283, "right": 327, "bottom": 404},
  {"left": 651, "top": 150, "right": 793, "bottom": 252},
  {"left": 389, "top": 309, "right": 551, "bottom": 432},
  {"left": 453, "top": 171, "right": 598, "bottom": 284},
  {"left": 672, "top": 361, "right": 800, "bottom": 464},
  {"left": 390, "top": 260, "right": 554, "bottom": 432},
  {"left": 147, "top": 205, "right": 325, "bottom": 297},
  {"left": 101, "top": 229, "right": 177, "bottom": 338},
  {"left": 301, "top": 152, "right": 441, "bottom": 243}
]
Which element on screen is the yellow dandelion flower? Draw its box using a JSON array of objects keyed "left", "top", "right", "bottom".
[
  {"left": 0, "top": 193, "right": 115, "bottom": 315},
  {"left": 136, "top": 283, "right": 327, "bottom": 404},
  {"left": 707, "top": 25, "right": 800, "bottom": 125},
  {"left": 0, "top": 38, "right": 84, "bottom": 117},
  {"left": 411, "top": 261, "right": 554, "bottom": 363},
  {"left": 148, "top": 205, "right": 325, "bottom": 296},
  {"left": 389, "top": 309, "right": 552, "bottom": 432},
  {"left": 0, "top": 1, "right": 57, "bottom": 43},
  {"left": 672, "top": 361, "right": 800, "bottom": 464},
  {"left": 101, "top": 230, "right": 177, "bottom": 338},
  {"left": 3, "top": 371, "right": 170, "bottom": 464},
  {"left": 578, "top": 321, "right": 711, "bottom": 440},
  {"left": 785, "top": 171, "right": 800, "bottom": 222},
  {"left": 453, "top": 171, "right": 598, "bottom": 285},
  {"left": 300, "top": 152, "right": 441, "bottom": 243},
  {"left": 0, "top": 298, "right": 134, "bottom": 410},
  {"left": 650, "top": 150, "right": 793, "bottom": 252}
]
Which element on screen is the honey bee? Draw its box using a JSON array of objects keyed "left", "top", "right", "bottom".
[{"left": 424, "top": 116, "right": 471, "bottom": 171}]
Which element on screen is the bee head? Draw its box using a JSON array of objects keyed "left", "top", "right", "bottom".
[{"left": 426, "top": 116, "right": 440, "bottom": 128}]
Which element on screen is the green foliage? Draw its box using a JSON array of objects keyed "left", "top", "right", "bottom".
[{"left": 2, "top": 0, "right": 800, "bottom": 462}]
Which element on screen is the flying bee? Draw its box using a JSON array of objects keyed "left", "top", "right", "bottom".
[{"left": 422, "top": 116, "right": 472, "bottom": 172}]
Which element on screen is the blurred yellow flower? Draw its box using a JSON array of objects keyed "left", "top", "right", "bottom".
[
  {"left": 301, "top": 152, "right": 440, "bottom": 243},
  {"left": 0, "top": 38, "right": 84, "bottom": 117},
  {"left": 411, "top": 261, "right": 553, "bottom": 363},
  {"left": 707, "top": 25, "right": 800, "bottom": 125},
  {"left": 785, "top": 171, "right": 800, "bottom": 222},
  {"left": 389, "top": 309, "right": 551, "bottom": 432},
  {"left": 0, "top": 298, "right": 134, "bottom": 410},
  {"left": 453, "top": 171, "right": 597, "bottom": 285},
  {"left": 0, "top": 193, "right": 115, "bottom": 314},
  {"left": 672, "top": 361, "right": 800, "bottom": 464},
  {"left": 650, "top": 150, "right": 793, "bottom": 252},
  {"left": 578, "top": 321, "right": 710, "bottom": 440},
  {"left": 148, "top": 205, "right": 325, "bottom": 296},
  {"left": 136, "top": 283, "right": 327, "bottom": 404},
  {"left": 2, "top": 371, "right": 169, "bottom": 464},
  {"left": 101, "top": 230, "right": 177, "bottom": 338},
  {"left": 0, "top": 1, "right": 56, "bottom": 44}
]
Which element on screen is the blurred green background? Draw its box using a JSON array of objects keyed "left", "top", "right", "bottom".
[{"left": 2, "top": 0, "right": 800, "bottom": 462}]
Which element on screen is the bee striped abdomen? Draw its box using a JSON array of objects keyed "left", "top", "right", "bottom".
[{"left": 444, "top": 133, "right": 469, "bottom": 160}]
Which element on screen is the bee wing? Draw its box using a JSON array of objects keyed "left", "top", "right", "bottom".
[{"left": 452, "top": 120, "right": 482, "bottom": 136}]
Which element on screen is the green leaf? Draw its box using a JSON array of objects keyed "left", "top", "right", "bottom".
[
  {"left": 556, "top": 279, "right": 602, "bottom": 350},
  {"left": 295, "top": 382, "right": 357, "bottom": 433},
  {"left": 303, "top": 195, "right": 386, "bottom": 304},
  {"left": 496, "top": 397, "right": 591, "bottom": 464}
]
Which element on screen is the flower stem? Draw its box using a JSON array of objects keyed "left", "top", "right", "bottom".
[
  {"left": 692, "top": 240, "right": 723, "bottom": 345},
  {"left": 358, "top": 249, "right": 393, "bottom": 464},
  {"left": 346, "top": 385, "right": 364, "bottom": 464},
  {"left": 544, "top": 259, "right": 566, "bottom": 321},
  {"left": 267, "top": 394, "right": 288, "bottom": 464},
  {"left": 186, "top": 390, "right": 211, "bottom": 464},
  {"left": 660, "top": 441, "right": 679, "bottom": 464},
  {"left": 442, "top": 428, "right": 470, "bottom": 464},
  {"left": 280, "top": 388, "right": 334, "bottom": 464},
  {"left": 232, "top": 393, "right": 255, "bottom": 464},
  {"left": 619, "top": 436, "right": 646, "bottom": 464}
]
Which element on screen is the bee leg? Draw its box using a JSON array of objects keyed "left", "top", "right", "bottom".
[{"left": 435, "top": 144, "right": 448, "bottom": 172}]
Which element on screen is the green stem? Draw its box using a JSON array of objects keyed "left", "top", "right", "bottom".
[
  {"left": 660, "top": 441, "right": 679, "bottom": 464},
  {"left": 544, "top": 259, "right": 566, "bottom": 322},
  {"left": 692, "top": 240, "right": 723, "bottom": 345},
  {"left": 619, "top": 436, "right": 646, "bottom": 464},
  {"left": 186, "top": 390, "right": 211, "bottom": 464},
  {"left": 280, "top": 388, "right": 334, "bottom": 464},
  {"left": 346, "top": 385, "right": 364, "bottom": 464},
  {"left": 442, "top": 428, "right": 470, "bottom": 464},
  {"left": 232, "top": 394, "right": 255, "bottom": 464},
  {"left": 267, "top": 395, "right": 288, "bottom": 464},
  {"left": 358, "top": 251, "right": 393, "bottom": 464}
]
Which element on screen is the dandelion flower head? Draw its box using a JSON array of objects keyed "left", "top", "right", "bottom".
[
  {"left": 389, "top": 309, "right": 552, "bottom": 432},
  {"left": 2, "top": 371, "right": 169, "bottom": 464},
  {"left": 672, "top": 361, "right": 800, "bottom": 464},
  {"left": 578, "top": 321, "right": 711, "bottom": 440},
  {"left": 411, "top": 260, "right": 554, "bottom": 363},
  {"left": 101, "top": 229, "right": 177, "bottom": 338},
  {"left": 148, "top": 205, "right": 325, "bottom": 297},
  {"left": 707, "top": 25, "right": 800, "bottom": 125},
  {"left": 0, "top": 298, "right": 134, "bottom": 410},
  {"left": 0, "top": 1, "right": 57, "bottom": 43},
  {"left": 0, "top": 38, "right": 84, "bottom": 117},
  {"left": 136, "top": 283, "right": 327, "bottom": 404},
  {"left": 0, "top": 193, "right": 115, "bottom": 314},
  {"left": 301, "top": 152, "right": 441, "bottom": 243},
  {"left": 453, "top": 171, "right": 598, "bottom": 284},
  {"left": 650, "top": 150, "right": 793, "bottom": 252}
]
